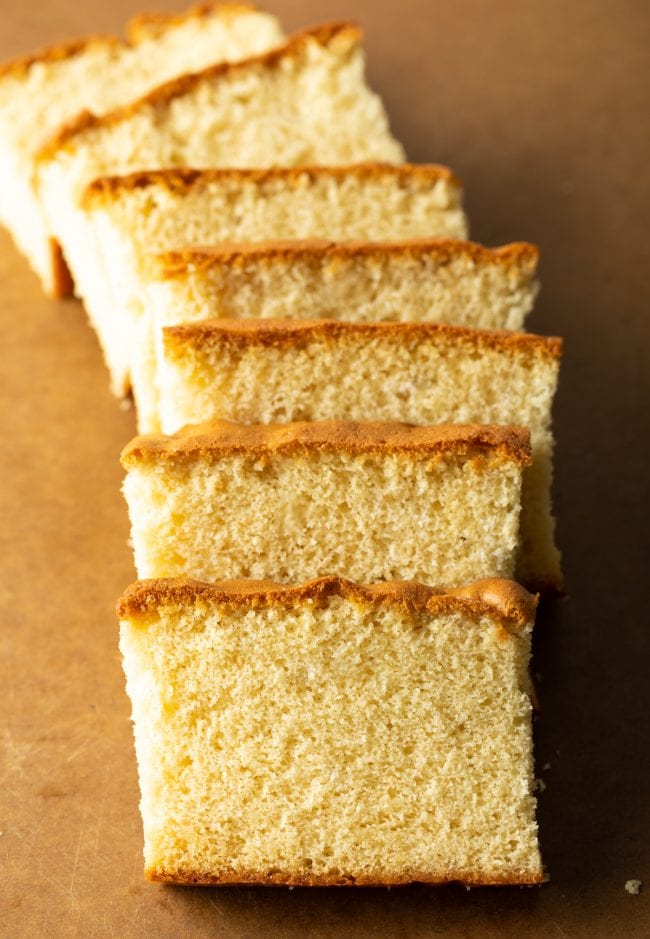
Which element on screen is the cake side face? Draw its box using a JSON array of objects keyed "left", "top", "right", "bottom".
[
  {"left": 119, "top": 578, "right": 542, "bottom": 885},
  {"left": 0, "top": 3, "right": 284, "bottom": 292},
  {"left": 121, "top": 422, "right": 529, "bottom": 587}
]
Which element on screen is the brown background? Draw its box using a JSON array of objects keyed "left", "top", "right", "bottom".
[{"left": 1, "top": 1, "right": 649, "bottom": 935}]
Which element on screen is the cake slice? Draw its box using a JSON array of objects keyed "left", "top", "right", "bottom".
[
  {"left": 118, "top": 574, "right": 542, "bottom": 886},
  {"left": 140, "top": 238, "right": 538, "bottom": 435},
  {"left": 34, "top": 21, "right": 404, "bottom": 311},
  {"left": 157, "top": 319, "right": 562, "bottom": 591},
  {"left": 0, "top": 2, "right": 284, "bottom": 294},
  {"left": 121, "top": 420, "right": 530, "bottom": 587},
  {"left": 81, "top": 164, "right": 466, "bottom": 399}
]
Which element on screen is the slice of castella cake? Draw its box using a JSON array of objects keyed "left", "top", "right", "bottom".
[
  {"left": 75, "top": 163, "right": 465, "bottom": 399},
  {"left": 157, "top": 319, "right": 562, "bottom": 591},
  {"left": 0, "top": 2, "right": 284, "bottom": 294},
  {"left": 118, "top": 575, "right": 543, "bottom": 886},
  {"left": 138, "top": 238, "right": 537, "bottom": 434},
  {"left": 121, "top": 420, "right": 530, "bottom": 587}
]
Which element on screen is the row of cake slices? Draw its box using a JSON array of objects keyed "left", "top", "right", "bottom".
[{"left": 0, "top": 4, "right": 559, "bottom": 887}]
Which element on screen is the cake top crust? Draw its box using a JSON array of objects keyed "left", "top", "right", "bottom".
[
  {"left": 82, "top": 163, "right": 461, "bottom": 209},
  {"left": 36, "top": 22, "right": 361, "bottom": 162},
  {"left": 152, "top": 238, "right": 537, "bottom": 278},
  {"left": 121, "top": 420, "right": 532, "bottom": 466},
  {"left": 118, "top": 574, "right": 538, "bottom": 631},
  {"left": 0, "top": 3, "right": 261, "bottom": 80},
  {"left": 162, "top": 316, "right": 562, "bottom": 359}
]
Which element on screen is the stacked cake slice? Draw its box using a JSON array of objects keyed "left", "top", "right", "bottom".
[
  {"left": 121, "top": 420, "right": 531, "bottom": 585},
  {"left": 119, "top": 576, "right": 542, "bottom": 886}
]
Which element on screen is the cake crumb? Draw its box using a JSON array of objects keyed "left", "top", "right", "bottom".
[
  {"left": 543, "top": 762, "right": 551, "bottom": 771},
  {"left": 534, "top": 778, "right": 546, "bottom": 793},
  {"left": 625, "top": 879, "right": 642, "bottom": 895}
]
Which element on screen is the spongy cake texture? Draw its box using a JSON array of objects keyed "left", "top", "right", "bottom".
[
  {"left": 121, "top": 420, "right": 530, "bottom": 587},
  {"left": 0, "top": 2, "right": 284, "bottom": 292},
  {"left": 35, "top": 22, "right": 405, "bottom": 320},
  {"left": 138, "top": 237, "right": 536, "bottom": 433},
  {"left": 79, "top": 165, "right": 466, "bottom": 399},
  {"left": 150, "top": 238, "right": 538, "bottom": 337},
  {"left": 118, "top": 575, "right": 542, "bottom": 885},
  {"left": 158, "top": 319, "right": 562, "bottom": 591}
]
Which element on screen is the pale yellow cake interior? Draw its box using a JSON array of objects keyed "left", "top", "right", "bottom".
[
  {"left": 123, "top": 447, "right": 525, "bottom": 587},
  {"left": 119, "top": 582, "right": 541, "bottom": 885}
]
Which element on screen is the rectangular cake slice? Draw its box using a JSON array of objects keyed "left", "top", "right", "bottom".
[
  {"left": 0, "top": 2, "right": 284, "bottom": 294},
  {"left": 158, "top": 318, "right": 562, "bottom": 591},
  {"left": 121, "top": 420, "right": 530, "bottom": 587},
  {"left": 34, "top": 21, "right": 404, "bottom": 311},
  {"left": 118, "top": 575, "right": 542, "bottom": 886},
  {"left": 81, "top": 164, "right": 466, "bottom": 399}
]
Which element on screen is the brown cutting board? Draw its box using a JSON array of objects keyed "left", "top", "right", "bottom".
[{"left": 1, "top": 0, "right": 649, "bottom": 935}]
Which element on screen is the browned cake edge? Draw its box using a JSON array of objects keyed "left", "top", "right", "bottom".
[
  {"left": 118, "top": 574, "right": 538, "bottom": 631},
  {"left": 120, "top": 420, "right": 532, "bottom": 465},
  {"left": 82, "top": 163, "right": 461, "bottom": 209},
  {"left": 36, "top": 22, "right": 361, "bottom": 161},
  {"left": 153, "top": 238, "right": 537, "bottom": 279},
  {"left": 0, "top": 2, "right": 260, "bottom": 80},
  {"left": 145, "top": 865, "right": 544, "bottom": 887},
  {"left": 162, "top": 317, "right": 562, "bottom": 361}
]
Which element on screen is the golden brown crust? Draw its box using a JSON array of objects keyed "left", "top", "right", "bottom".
[
  {"left": 146, "top": 862, "right": 543, "bottom": 887},
  {"left": 0, "top": 3, "right": 264, "bottom": 80},
  {"left": 154, "top": 237, "right": 537, "bottom": 279},
  {"left": 118, "top": 574, "right": 538, "bottom": 631},
  {"left": 163, "top": 317, "right": 562, "bottom": 361},
  {"left": 120, "top": 420, "right": 532, "bottom": 467},
  {"left": 82, "top": 163, "right": 462, "bottom": 210},
  {"left": 37, "top": 22, "right": 362, "bottom": 162}
]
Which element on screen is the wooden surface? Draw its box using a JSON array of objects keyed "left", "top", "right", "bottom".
[{"left": 1, "top": 1, "right": 649, "bottom": 935}]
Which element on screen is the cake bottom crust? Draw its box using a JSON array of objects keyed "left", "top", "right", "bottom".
[{"left": 146, "top": 866, "right": 545, "bottom": 888}]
